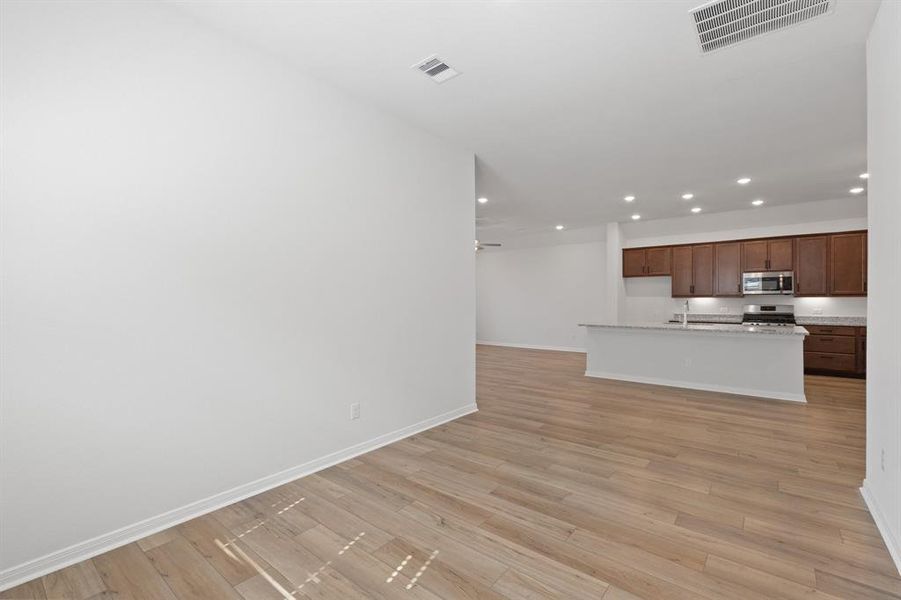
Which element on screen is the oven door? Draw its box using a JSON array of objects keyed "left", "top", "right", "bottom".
[
  {"left": 778, "top": 273, "right": 794, "bottom": 294},
  {"left": 742, "top": 273, "right": 766, "bottom": 294}
]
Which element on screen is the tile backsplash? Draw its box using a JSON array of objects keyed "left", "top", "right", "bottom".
[{"left": 622, "top": 277, "right": 867, "bottom": 323}]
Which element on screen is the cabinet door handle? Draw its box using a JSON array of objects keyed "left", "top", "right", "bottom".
[
  {"left": 690, "top": 284, "right": 694, "bottom": 294},
  {"left": 821, "top": 337, "right": 834, "bottom": 342}
]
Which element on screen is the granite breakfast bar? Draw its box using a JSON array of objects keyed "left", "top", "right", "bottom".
[{"left": 580, "top": 322, "right": 809, "bottom": 402}]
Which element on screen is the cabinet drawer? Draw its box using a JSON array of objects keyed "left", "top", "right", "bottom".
[
  {"left": 804, "top": 352, "right": 856, "bottom": 372},
  {"left": 804, "top": 325, "right": 856, "bottom": 336},
  {"left": 805, "top": 335, "right": 856, "bottom": 354}
]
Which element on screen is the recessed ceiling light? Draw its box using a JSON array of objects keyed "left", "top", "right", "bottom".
[
  {"left": 691, "top": 207, "right": 702, "bottom": 213},
  {"left": 624, "top": 195, "right": 635, "bottom": 202},
  {"left": 682, "top": 193, "right": 694, "bottom": 200},
  {"left": 631, "top": 214, "right": 641, "bottom": 220},
  {"left": 737, "top": 177, "right": 751, "bottom": 185},
  {"left": 477, "top": 197, "right": 488, "bottom": 204},
  {"left": 751, "top": 199, "right": 764, "bottom": 206},
  {"left": 859, "top": 173, "right": 869, "bottom": 179},
  {"left": 555, "top": 224, "right": 565, "bottom": 230},
  {"left": 849, "top": 187, "right": 865, "bottom": 194}
]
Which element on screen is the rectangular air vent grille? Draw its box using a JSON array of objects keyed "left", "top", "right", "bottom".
[
  {"left": 690, "top": 0, "right": 832, "bottom": 53},
  {"left": 412, "top": 55, "right": 460, "bottom": 83}
]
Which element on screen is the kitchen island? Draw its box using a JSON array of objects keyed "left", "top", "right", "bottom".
[{"left": 580, "top": 322, "right": 809, "bottom": 402}]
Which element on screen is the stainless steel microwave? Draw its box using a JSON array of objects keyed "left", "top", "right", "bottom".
[{"left": 742, "top": 271, "right": 794, "bottom": 295}]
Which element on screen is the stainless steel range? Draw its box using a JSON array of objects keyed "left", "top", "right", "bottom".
[{"left": 742, "top": 304, "right": 796, "bottom": 327}]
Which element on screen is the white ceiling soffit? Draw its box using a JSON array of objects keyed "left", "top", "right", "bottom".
[{"left": 691, "top": 0, "right": 834, "bottom": 53}]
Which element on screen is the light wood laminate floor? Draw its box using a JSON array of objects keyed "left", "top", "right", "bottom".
[{"left": 4, "top": 345, "right": 899, "bottom": 599}]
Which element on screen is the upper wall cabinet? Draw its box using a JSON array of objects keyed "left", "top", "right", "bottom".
[
  {"left": 623, "top": 247, "right": 671, "bottom": 277},
  {"left": 622, "top": 248, "right": 645, "bottom": 277},
  {"left": 742, "top": 238, "right": 793, "bottom": 271},
  {"left": 769, "top": 238, "right": 794, "bottom": 271},
  {"left": 671, "top": 247, "right": 692, "bottom": 295},
  {"left": 714, "top": 242, "right": 743, "bottom": 297},
  {"left": 795, "top": 236, "right": 829, "bottom": 296},
  {"left": 622, "top": 229, "right": 867, "bottom": 298},
  {"left": 830, "top": 232, "right": 867, "bottom": 295},
  {"left": 672, "top": 244, "right": 714, "bottom": 297}
]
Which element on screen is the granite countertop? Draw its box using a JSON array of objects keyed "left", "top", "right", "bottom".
[
  {"left": 795, "top": 316, "right": 867, "bottom": 326},
  {"left": 580, "top": 322, "right": 809, "bottom": 337},
  {"left": 671, "top": 313, "right": 866, "bottom": 327}
]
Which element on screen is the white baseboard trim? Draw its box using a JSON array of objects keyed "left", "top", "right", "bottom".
[
  {"left": 861, "top": 479, "right": 901, "bottom": 576},
  {"left": 584, "top": 370, "right": 807, "bottom": 403},
  {"left": 0, "top": 403, "right": 478, "bottom": 591},
  {"left": 477, "top": 341, "right": 586, "bottom": 353}
]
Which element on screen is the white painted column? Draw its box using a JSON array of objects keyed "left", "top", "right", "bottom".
[{"left": 605, "top": 222, "right": 626, "bottom": 324}]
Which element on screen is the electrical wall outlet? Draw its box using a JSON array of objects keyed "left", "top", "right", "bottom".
[
  {"left": 350, "top": 403, "right": 361, "bottom": 420},
  {"left": 813, "top": 306, "right": 824, "bottom": 315},
  {"left": 720, "top": 306, "right": 729, "bottom": 313}
]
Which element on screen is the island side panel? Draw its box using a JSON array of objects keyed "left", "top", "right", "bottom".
[{"left": 583, "top": 327, "right": 806, "bottom": 402}]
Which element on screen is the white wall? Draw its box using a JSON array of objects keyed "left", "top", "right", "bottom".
[
  {"left": 0, "top": 0, "right": 475, "bottom": 583},
  {"left": 620, "top": 198, "right": 868, "bottom": 323},
  {"left": 863, "top": 0, "right": 901, "bottom": 574},
  {"left": 476, "top": 242, "right": 606, "bottom": 351}
]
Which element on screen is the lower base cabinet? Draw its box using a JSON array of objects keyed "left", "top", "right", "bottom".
[{"left": 803, "top": 325, "right": 866, "bottom": 378}]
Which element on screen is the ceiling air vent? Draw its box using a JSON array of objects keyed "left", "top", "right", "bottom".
[
  {"left": 411, "top": 55, "right": 460, "bottom": 83},
  {"left": 690, "top": 0, "right": 833, "bottom": 53}
]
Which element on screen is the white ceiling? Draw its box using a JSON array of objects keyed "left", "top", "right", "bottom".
[{"left": 174, "top": 0, "right": 878, "bottom": 243}]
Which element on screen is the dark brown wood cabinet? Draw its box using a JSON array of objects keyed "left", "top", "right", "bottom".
[
  {"left": 768, "top": 239, "right": 794, "bottom": 271},
  {"left": 803, "top": 325, "right": 865, "bottom": 377},
  {"left": 646, "top": 247, "right": 671, "bottom": 276},
  {"left": 742, "top": 238, "right": 793, "bottom": 271},
  {"left": 857, "top": 327, "right": 867, "bottom": 375},
  {"left": 672, "top": 245, "right": 713, "bottom": 297},
  {"left": 692, "top": 245, "right": 714, "bottom": 296},
  {"left": 830, "top": 232, "right": 867, "bottom": 295},
  {"left": 671, "top": 246, "right": 692, "bottom": 296},
  {"left": 623, "top": 248, "right": 646, "bottom": 277},
  {"left": 623, "top": 247, "right": 671, "bottom": 277},
  {"left": 622, "top": 229, "right": 866, "bottom": 298},
  {"left": 795, "top": 236, "right": 829, "bottom": 296},
  {"left": 741, "top": 240, "right": 769, "bottom": 271},
  {"left": 714, "top": 242, "right": 742, "bottom": 297}
]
